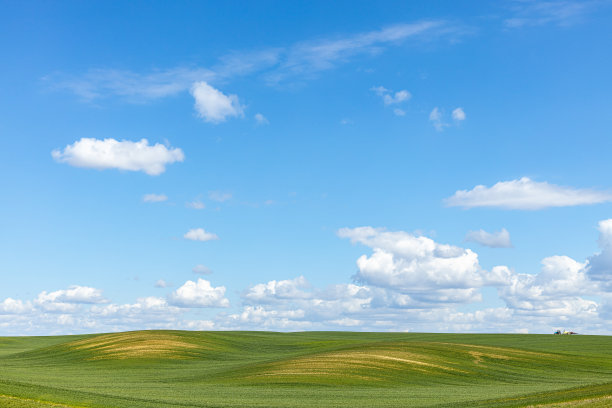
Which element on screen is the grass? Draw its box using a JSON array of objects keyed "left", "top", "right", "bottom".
[{"left": 0, "top": 331, "right": 610, "bottom": 407}]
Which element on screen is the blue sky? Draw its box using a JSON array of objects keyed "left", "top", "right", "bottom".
[{"left": 1, "top": 0, "right": 612, "bottom": 335}]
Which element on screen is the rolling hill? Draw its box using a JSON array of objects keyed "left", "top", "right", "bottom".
[{"left": 0, "top": 331, "right": 611, "bottom": 407}]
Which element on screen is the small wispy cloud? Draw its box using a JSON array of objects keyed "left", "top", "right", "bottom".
[
  {"left": 143, "top": 193, "right": 168, "bottom": 203},
  {"left": 254, "top": 113, "right": 269, "bottom": 125},
  {"left": 47, "top": 20, "right": 466, "bottom": 101},
  {"left": 452, "top": 107, "right": 466, "bottom": 121},
  {"left": 155, "top": 279, "right": 173, "bottom": 288},
  {"left": 46, "top": 67, "right": 214, "bottom": 102},
  {"left": 272, "top": 20, "right": 458, "bottom": 82},
  {"left": 193, "top": 264, "right": 213, "bottom": 275},
  {"left": 465, "top": 228, "right": 513, "bottom": 248},
  {"left": 371, "top": 86, "right": 411, "bottom": 116},
  {"left": 184, "top": 228, "right": 219, "bottom": 242},
  {"left": 209, "top": 191, "right": 232, "bottom": 202},
  {"left": 445, "top": 177, "right": 612, "bottom": 210},
  {"left": 504, "top": 0, "right": 602, "bottom": 28},
  {"left": 429, "top": 107, "right": 448, "bottom": 131},
  {"left": 429, "top": 107, "right": 465, "bottom": 131},
  {"left": 186, "top": 200, "right": 205, "bottom": 210}
]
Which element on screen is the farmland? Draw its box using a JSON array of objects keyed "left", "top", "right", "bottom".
[{"left": 0, "top": 331, "right": 610, "bottom": 407}]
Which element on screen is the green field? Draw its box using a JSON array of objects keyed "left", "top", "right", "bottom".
[{"left": 0, "top": 331, "right": 611, "bottom": 407}]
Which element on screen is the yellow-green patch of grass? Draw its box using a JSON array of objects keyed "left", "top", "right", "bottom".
[
  {"left": 64, "top": 331, "right": 207, "bottom": 360},
  {"left": 227, "top": 341, "right": 565, "bottom": 386},
  {"left": 528, "top": 395, "right": 612, "bottom": 407},
  {"left": 0, "top": 395, "right": 80, "bottom": 408}
]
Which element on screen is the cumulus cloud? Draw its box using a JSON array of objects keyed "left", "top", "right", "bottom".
[
  {"left": 52, "top": 138, "right": 184, "bottom": 176},
  {"left": 243, "top": 276, "right": 311, "bottom": 303},
  {"left": 143, "top": 193, "right": 168, "bottom": 203},
  {"left": 338, "top": 227, "right": 485, "bottom": 300},
  {"left": 192, "top": 264, "right": 213, "bottom": 275},
  {"left": 445, "top": 177, "right": 612, "bottom": 210},
  {"left": 228, "top": 278, "right": 371, "bottom": 330},
  {"left": 190, "top": 81, "right": 244, "bottom": 123},
  {"left": 37, "top": 286, "right": 107, "bottom": 304},
  {"left": 35, "top": 286, "right": 108, "bottom": 313},
  {"left": 169, "top": 278, "right": 229, "bottom": 308},
  {"left": 254, "top": 113, "right": 269, "bottom": 125},
  {"left": 465, "top": 228, "right": 513, "bottom": 248},
  {"left": 184, "top": 228, "right": 219, "bottom": 242},
  {"left": 498, "top": 256, "right": 597, "bottom": 322},
  {"left": 452, "top": 107, "right": 466, "bottom": 121},
  {"left": 5, "top": 219, "right": 612, "bottom": 335},
  {"left": 587, "top": 219, "right": 612, "bottom": 291},
  {"left": 0, "top": 298, "right": 32, "bottom": 314},
  {"left": 90, "top": 297, "right": 182, "bottom": 330}
]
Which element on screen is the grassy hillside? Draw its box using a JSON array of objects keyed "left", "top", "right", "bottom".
[{"left": 0, "top": 331, "right": 610, "bottom": 407}]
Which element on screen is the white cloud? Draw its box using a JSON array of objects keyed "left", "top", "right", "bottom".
[
  {"left": 192, "top": 264, "right": 213, "bottom": 275},
  {"left": 228, "top": 305, "right": 310, "bottom": 329},
  {"left": 186, "top": 200, "right": 205, "bottom": 210},
  {"left": 370, "top": 86, "right": 388, "bottom": 96},
  {"left": 34, "top": 285, "right": 108, "bottom": 313},
  {"left": 169, "top": 278, "right": 229, "bottom": 308},
  {"left": 384, "top": 90, "right": 411, "bottom": 105},
  {"left": 276, "top": 21, "right": 455, "bottom": 81},
  {"left": 47, "top": 67, "right": 214, "bottom": 101},
  {"left": 340, "top": 118, "right": 354, "bottom": 125},
  {"left": 339, "top": 227, "right": 485, "bottom": 299},
  {"left": 430, "top": 106, "right": 465, "bottom": 130},
  {"left": 371, "top": 86, "right": 411, "bottom": 116},
  {"left": 445, "top": 177, "right": 612, "bottom": 210},
  {"left": 254, "top": 113, "right": 269, "bottom": 125},
  {"left": 465, "top": 228, "right": 513, "bottom": 248},
  {"left": 0, "top": 298, "right": 32, "bottom": 314},
  {"left": 184, "top": 228, "right": 219, "bottom": 242},
  {"left": 155, "top": 279, "right": 172, "bottom": 288},
  {"left": 182, "top": 320, "right": 215, "bottom": 330},
  {"left": 243, "top": 276, "right": 310, "bottom": 303},
  {"left": 498, "top": 256, "right": 597, "bottom": 321},
  {"left": 190, "top": 81, "right": 244, "bottom": 123},
  {"left": 504, "top": 0, "right": 598, "bottom": 28},
  {"left": 52, "top": 138, "right": 184, "bottom": 176},
  {"left": 328, "top": 317, "right": 363, "bottom": 327},
  {"left": 91, "top": 296, "right": 181, "bottom": 325},
  {"left": 37, "top": 286, "right": 107, "bottom": 304},
  {"left": 452, "top": 107, "right": 466, "bottom": 121},
  {"left": 587, "top": 219, "right": 612, "bottom": 291},
  {"left": 50, "top": 20, "right": 466, "bottom": 102},
  {"left": 6, "top": 218, "right": 612, "bottom": 335},
  {"left": 208, "top": 191, "right": 232, "bottom": 202},
  {"left": 429, "top": 107, "right": 448, "bottom": 131},
  {"left": 143, "top": 193, "right": 168, "bottom": 203}
]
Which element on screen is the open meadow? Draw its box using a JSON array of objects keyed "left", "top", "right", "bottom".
[{"left": 0, "top": 331, "right": 611, "bottom": 407}]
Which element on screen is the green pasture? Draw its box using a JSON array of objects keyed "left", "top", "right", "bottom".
[{"left": 0, "top": 331, "right": 610, "bottom": 407}]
